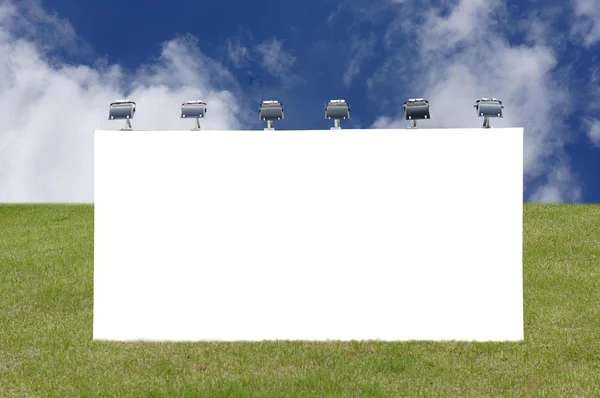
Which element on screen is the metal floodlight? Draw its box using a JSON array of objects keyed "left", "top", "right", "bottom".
[
  {"left": 325, "top": 99, "right": 350, "bottom": 130},
  {"left": 181, "top": 101, "right": 207, "bottom": 130},
  {"left": 259, "top": 100, "right": 284, "bottom": 130},
  {"left": 403, "top": 98, "right": 430, "bottom": 128},
  {"left": 474, "top": 97, "right": 504, "bottom": 128},
  {"left": 109, "top": 100, "right": 136, "bottom": 130}
]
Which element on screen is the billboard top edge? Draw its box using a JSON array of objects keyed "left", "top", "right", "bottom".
[{"left": 94, "top": 127, "right": 525, "bottom": 133}]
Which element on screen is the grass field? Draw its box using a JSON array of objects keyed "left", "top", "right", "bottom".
[{"left": 1, "top": 204, "right": 599, "bottom": 397}]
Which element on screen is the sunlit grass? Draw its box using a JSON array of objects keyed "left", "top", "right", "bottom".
[{"left": 1, "top": 204, "right": 599, "bottom": 397}]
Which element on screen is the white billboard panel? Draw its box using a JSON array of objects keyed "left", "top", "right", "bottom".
[{"left": 94, "top": 128, "right": 523, "bottom": 341}]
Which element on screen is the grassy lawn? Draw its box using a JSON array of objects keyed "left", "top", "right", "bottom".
[{"left": 1, "top": 204, "right": 599, "bottom": 397}]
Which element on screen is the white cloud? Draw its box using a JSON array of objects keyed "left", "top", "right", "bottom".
[
  {"left": 227, "top": 37, "right": 249, "bottom": 67},
  {"left": 587, "top": 119, "right": 600, "bottom": 147},
  {"left": 529, "top": 165, "right": 582, "bottom": 203},
  {"left": 343, "top": 33, "right": 376, "bottom": 86},
  {"left": 571, "top": 0, "right": 600, "bottom": 47},
  {"left": 256, "top": 38, "right": 295, "bottom": 79},
  {"left": 0, "top": 1, "right": 245, "bottom": 203},
  {"left": 371, "top": 0, "right": 579, "bottom": 202},
  {"left": 0, "top": 0, "right": 80, "bottom": 52},
  {"left": 420, "top": 0, "right": 502, "bottom": 50}
]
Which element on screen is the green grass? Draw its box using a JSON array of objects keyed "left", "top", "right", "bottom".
[{"left": 1, "top": 204, "right": 599, "bottom": 397}]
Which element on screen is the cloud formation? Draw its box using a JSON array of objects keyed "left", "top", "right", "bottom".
[
  {"left": 0, "top": 1, "right": 245, "bottom": 202},
  {"left": 529, "top": 165, "right": 583, "bottom": 203},
  {"left": 226, "top": 37, "right": 250, "bottom": 67},
  {"left": 571, "top": 0, "right": 600, "bottom": 47},
  {"left": 343, "top": 33, "right": 377, "bottom": 86},
  {"left": 368, "top": 0, "right": 582, "bottom": 202},
  {"left": 256, "top": 38, "right": 296, "bottom": 80},
  {"left": 0, "top": 0, "right": 594, "bottom": 204},
  {"left": 587, "top": 120, "right": 600, "bottom": 147}
]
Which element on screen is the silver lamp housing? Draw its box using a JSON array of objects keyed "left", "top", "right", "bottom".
[
  {"left": 325, "top": 99, "right": 350, "bottom": 129},
  {"left": 259, "top": 100, "right": 284, "bottom": 130},
  {"left": 181, "top": 100, "right": 207, "bottom": 130},
  {"left": 403, "top": 98, "right": 430, "bottom": 128},
  {"left": 109, "top": 99, "right": 136, "bottom": 130},
  {"left": 474, "top": 98, "right": 503, "bottom": 128}
]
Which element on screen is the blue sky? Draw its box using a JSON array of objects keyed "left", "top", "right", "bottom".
[{"left": 0, "top": 0, "right": 599, "bottom": 202}]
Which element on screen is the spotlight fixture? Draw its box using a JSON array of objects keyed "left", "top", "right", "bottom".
[
  {"left": 403, "top": 98, "right": 430, "bottom": 128},
  {"left": 474, "top": 98, "right": 503, "bottom": 128},
  {"left": 325, "top": 99, "right": 350, "bottom": 130},
  {"left": 181, "top": 101, "right": 207, "bottom": 130},
  {"left": 259, "top": 100, "right": 284, "bottom": 130},
  {"left": 108, "top": 100, "right": 136, "bottom": 131}
]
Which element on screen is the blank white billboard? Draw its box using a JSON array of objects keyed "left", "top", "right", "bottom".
[{"left": 94, "top": 128, "right": 523, "bottom": 341}]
